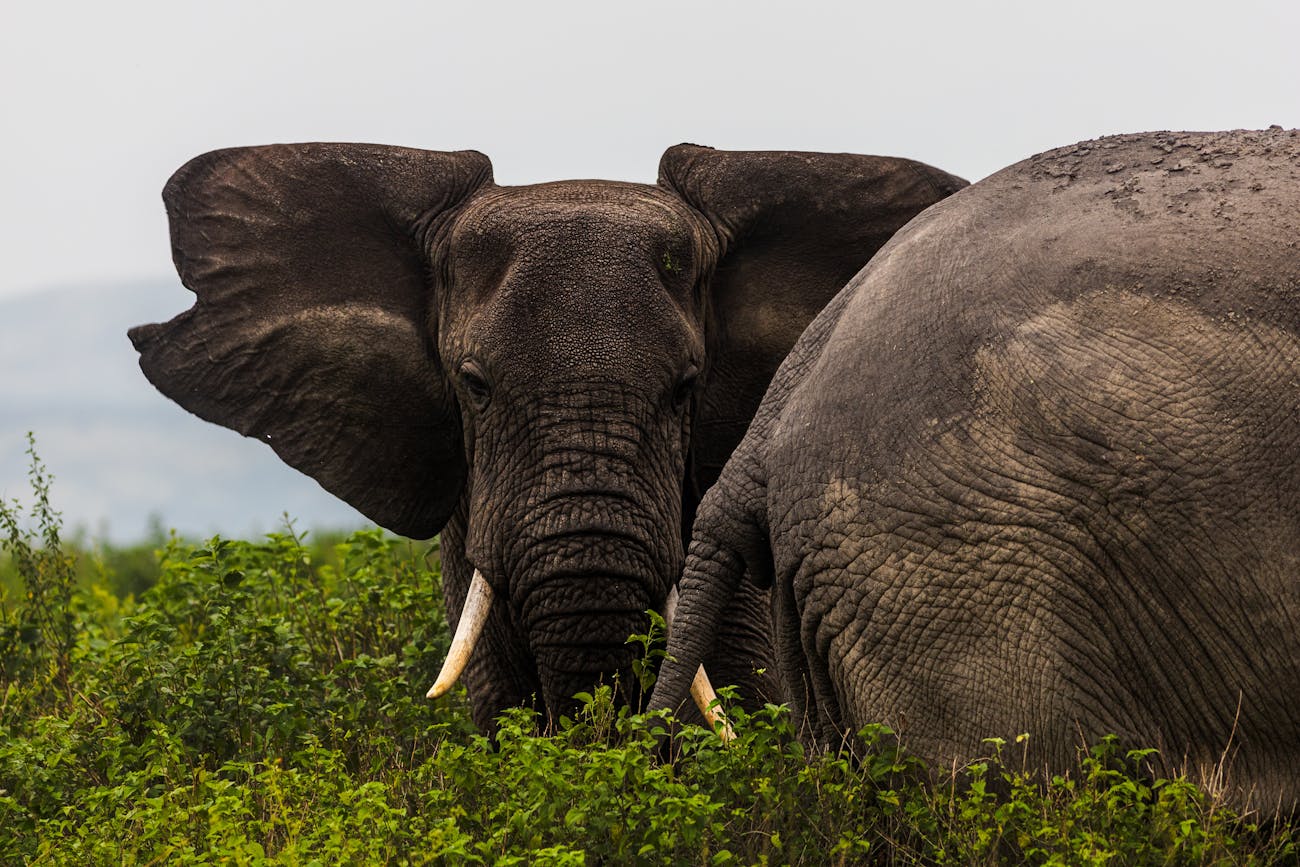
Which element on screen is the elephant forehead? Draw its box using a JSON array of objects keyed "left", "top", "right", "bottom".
[
  {"left": 440, "top": 183, "right": 708, "bottom": 374},
  {"left": 453, "top": 181, "right": 703, "bottom": 252},
  {"left": 470, "top": 278, "right": 702, "bottom": 378}
]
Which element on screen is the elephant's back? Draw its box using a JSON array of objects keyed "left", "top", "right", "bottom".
[
  {"left": 981, "top": 127, "right": 1300, "bottom": 331},
  {"left": 773, "top": 128, "right": 1300, "bottom": 474},
  {"left": 760, "top": 130, "right": 1300, "bottom": 809}
]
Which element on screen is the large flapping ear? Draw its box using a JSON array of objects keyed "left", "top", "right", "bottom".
[
  {"left": 660, "top": 145, "right": 967, "bottom": 492},
  {"left": 129, "top": 143, "right": 493, "bottom": 538}
]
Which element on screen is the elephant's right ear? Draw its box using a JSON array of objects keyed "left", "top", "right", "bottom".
[
  {"left": 128, "top": 144, "right": 493, "bottom": 538},
  {"left": 660, "top": 144, "right": 967, "bottom": 492}
]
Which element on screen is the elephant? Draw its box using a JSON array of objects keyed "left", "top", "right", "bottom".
[
  {"left": 651, "top": 128, "right": 1300, "bottom": 812},
  {"left": 128, "top": 142, "right": 966, "bottom": 732}
]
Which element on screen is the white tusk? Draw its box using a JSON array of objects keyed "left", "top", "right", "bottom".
[
  {"left": 665, "top": 585, "right": 681, "bottom": 625},
  {"left": 665, "top": 586, "right": 734, "bottom": 742},
  {"left": 427, "top": 569, "right": 494, "bottom": 699},
  {"left": 690, "top": 663, "right": 735, "bottom": 742}
]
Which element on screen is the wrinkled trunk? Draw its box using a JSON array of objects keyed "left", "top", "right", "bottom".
[
  {"left": 648, "top": 522, "right": 748, "bottom": 719},
  {"left": 648, "top": 457, "right": 774, "bottom": 723},
  {"left": 466, "top": 387, "right": 685, "bottom": 723},
  {"left": 529, "top": 608, "right": 650, "bottom": 720},
  {"left": 508, "top": 496, "right": 666, "bottom": 721}
]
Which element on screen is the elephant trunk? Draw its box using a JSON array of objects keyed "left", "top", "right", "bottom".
[
  {"left": 507, "top": 493, "right": 675, "bottom": 723},
  {"left": 459, "top": 387, "right": 688, "bottom": 723},
  {"left": 649, "top": 526, "right": 750, "bottom": 724},
  {"left": 518, "top": 566, "right": 654, "bottom": 721},
  {"left": 664, "top": 586, "right": 734, "bottom": 738}
]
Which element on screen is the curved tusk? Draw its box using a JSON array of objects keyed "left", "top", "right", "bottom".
[
  {"left": 690, "top": 664, "right": 735, "bottom": 742},
  {"left": 665, "top": 585, "right": 734, "bottom": 742},
  {"left": 427, "top": 569, "right": 494, "bottom": 699}
]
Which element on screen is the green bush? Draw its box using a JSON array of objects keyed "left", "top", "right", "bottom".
[
  {"left": 0, "top": 443, "right": 1295, "bottom": 864},
  {"left": 1, "top": 435, "right": 77, "bottom": 702}
]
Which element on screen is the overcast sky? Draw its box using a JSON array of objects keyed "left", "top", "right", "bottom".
[
  {"left": 4, "top": 0, "right": 1298, "bottom": 299},
  {"left": 2, "top": 0, "right": 1298, "bottom": 540}
]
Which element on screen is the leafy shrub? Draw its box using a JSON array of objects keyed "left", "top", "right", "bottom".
[
  {"left": 0, "top": 443, "right": 1295, "bottom": 864},
  {"left": 1, "top": 435, "right": 77, "bottom": 704}
]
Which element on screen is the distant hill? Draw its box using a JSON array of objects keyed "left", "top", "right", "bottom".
[{"left": 0, "top": 281, "right": 370, "bottom": 542}]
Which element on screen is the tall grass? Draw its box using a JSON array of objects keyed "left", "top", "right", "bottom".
[{"left": 1, "top": 442, "right": 1294, "bottom": 864}]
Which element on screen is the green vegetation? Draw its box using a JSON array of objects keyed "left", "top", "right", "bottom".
[{"left": 1, "top": 443, "right": 1295, "bottom": 864}]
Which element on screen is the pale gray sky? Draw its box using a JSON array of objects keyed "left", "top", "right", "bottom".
[
  {"left": 2, "top": 0, "right": 1298, "bottom": 540},
  {"left": 4, "top": 0, "right": 1298, "bottom": 298}
]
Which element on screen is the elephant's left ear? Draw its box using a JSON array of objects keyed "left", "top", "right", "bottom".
[
  {"left": 128, "top": 143, "right": 493, "bottom": 538},
  {"left": 659, "top": 144, "right": 967, "bottom": 490}
]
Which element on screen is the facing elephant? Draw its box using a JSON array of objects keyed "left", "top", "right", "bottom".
[
  {"left": 651, "top": 128, "right": 1300, "bottom": 812},
  {"left": 129, "top": 142, "right": 966, "bottom": 731}
]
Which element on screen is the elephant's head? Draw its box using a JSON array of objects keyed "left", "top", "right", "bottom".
[{"left": 129, "top": 142, "right": 965, "bottom": 729}]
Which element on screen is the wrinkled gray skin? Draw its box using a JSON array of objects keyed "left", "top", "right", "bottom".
[
  {"left": 128, "top": 143, "right": 965, "bottom": 731},
  {"left": 652, "top": 129, "right": 1300, "bottom": 811}
]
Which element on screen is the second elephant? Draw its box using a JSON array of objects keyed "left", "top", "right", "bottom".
[{"left": 652, "top": 129, "right": 1300, "bottom": 812}]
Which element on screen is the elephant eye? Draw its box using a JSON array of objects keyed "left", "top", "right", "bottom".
[
  {"left": 673, "top": 366, "right": 699, "bottom": 411},
  {"left": 459, "top": 360, "right": 491, "bottom": 409}
]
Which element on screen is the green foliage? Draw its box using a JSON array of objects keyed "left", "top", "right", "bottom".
[
  {"left": 0, "top": 443, "right": 1296, "bottom": 864},
  {"left": 925, "top": 734, "right": 1297, "bottom": 865},
  {"left": 1, "top": 434, "right": 77, "bottom": 706}
]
